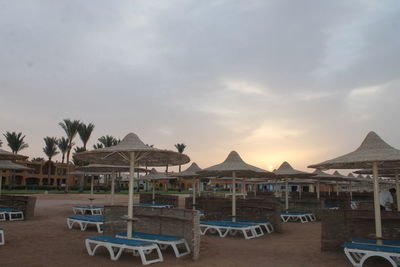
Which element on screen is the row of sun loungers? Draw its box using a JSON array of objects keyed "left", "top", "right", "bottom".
[
  {"left": 0, "top": 208, "right": 24, "bottom": 221},
  {"left": 343, "top": 238, "right": 400, "bottom": 267},
  {"left": 200, "top": 219, "right": 274, "bottom": 239},
  {"left": 280, "top": 211, "right": 316, "bottom": 223},
  {"left": 72, "top": 203, "right": 174, "bottom": 216}
]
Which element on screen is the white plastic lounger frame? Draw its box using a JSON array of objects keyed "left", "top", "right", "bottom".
[
  {"left": 199, "top": 223, "right": 263, "bottom": 239},
  {"left": 344, "top": 246, "right": 400, "bottom": 267},
  {"left": 258, "top": 221, "right": 274, "bottom": 234},
  {"left": 0, "top": 229, "right": 4, "bottom": 245},
  {"left": 67, "top": 218, "right": 103, "bottom": 233},
  {"left": 8, "top": 210, "right": 24, "bottom": 221},
  {"left": 280, "top": 213, "right": 315, "bottom": 223},
  {"left": 73, "top": 206, "right": 103, "bottom": 215},
  {"left": 0, "top": 212, "right": 5, "bottom": 221},
  {"left": 116, "top": 234, "right": 190, "bottom": 258},
  {"left": 85, "top": 238, "right": 163, "bottom": 265}
]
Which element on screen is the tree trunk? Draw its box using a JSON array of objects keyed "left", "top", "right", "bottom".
[{"left": 61, "top": 153, "right": 65, "bottom": 164}]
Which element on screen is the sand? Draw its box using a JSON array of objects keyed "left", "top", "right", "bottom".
[{"left": 0, "top": 194, "right": 352, "bottom": 267}]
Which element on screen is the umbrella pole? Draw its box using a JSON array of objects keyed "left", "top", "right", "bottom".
[
  {"left": 192, "top": 178, "right": 196, "bottom": 211},
  {"left": 336, "top": 181, "right": 339, "bottom": 196},
  {"left": 111, "top": 171, "right": 115, "bottom": 205},
  {"left": 298, "top": 184, "right": 302, "bottom": 199},
  {"left": 285, "top": 178, "right": 289, "bottom": 211},
  {"left": 232, "top": 171, "right": 236, "bottom": 222},
  {"left": 152, "top": 181, "right": 155, "bottom": 204},
  {"left": 349, "top": 181, "right": 353, "bottom": 201},
  {"left": 127, "top": 152, "right": 136, "bottom": 237},
  {"left": 89, "top": 176, "right": 94, "bottom": 207},
  {"left": 317, "top": 181, "right": 320, "bottom": 200},
  {"left": 372, "top": 162, "right": 382, "bottom": 242},
  {"left": 396, "top": 171, "right": 400, "bottom": 212}
]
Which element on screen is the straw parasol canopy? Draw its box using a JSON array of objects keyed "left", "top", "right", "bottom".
[
  {"left": 274, "top": 161, "right": 315, "bottom": 210},
  {"left": 199, "top": 151, "right": 273, "bottom": 221},
  {"left": 198, "top": 151, "right": 272, "bottom": 178},
  {"left": 0, "top": 160, "right": 32, "bottom": 195},
  {"left": 308, "top": 131, "right": 400, "bottom": 170},
  {"left": 74, "top": 132, "right": 190, "bottom": 237},
  {"left": 174, "top": 162, "right": 203, "bottom": 210},
  {"left": 308, "top": 131, "right": 400, "bottom": 241},
  {"left": 74, "top": 133, "right": 190, "bottom": 167},
  {"left": 0, "top": 149, "right": 28, "bottom": 161}
]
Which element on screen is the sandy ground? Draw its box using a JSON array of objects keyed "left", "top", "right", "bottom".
[{"left": 0, "top": 194, "right": 352, "bottom": 267}]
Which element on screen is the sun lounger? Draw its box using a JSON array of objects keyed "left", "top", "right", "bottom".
[
  {"left": 0, "top": 208, "right": 24, "bottom": 221},
  {"left": 223, "top": 218, "right": 274, "bottom": 234},
  {"left": 67, "top": 215, "right": 104, "bottom": 233},
  {"left": 0, "top": 211, "right": 6, "bottom": 221},
  {"left": 351, "top": 238, "right": 400, "bottom": 246},
  {"left": 325, "top": 205, "right": 339, "bottom": 210},
  {"left": 116, "top": 232, "right": 190, "bottom": 258},
  {"left": 280, "top": 211, "right": 316, "bottom": 223},
  {"left": 343, "top": 241, "right": 400, "bottom": 267},
  {"left": 200, "top": 220, "right": 263, "bottom": 239},
  {"left": 73, "top": 206, "right": 104, "bottom": 215},
  {"left": 134, "top": 203, "right": 173, "bottom": 208},
  {"left": 0, "top": 229, "right": 4, "bottom": 245},
  {"left": 85, "top": 236, "right": 163, "bottom": 265}
]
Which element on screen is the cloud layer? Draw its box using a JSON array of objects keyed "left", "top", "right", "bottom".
[{"left": 1, "top": 0, "right": 399, "bottom": 170}]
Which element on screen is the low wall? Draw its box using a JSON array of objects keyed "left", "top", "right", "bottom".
[
  {"left": 321, "top": 209, "right": 400, "bottom": 251},
  {"left": 139, "top": 194, "right": 179, "bottom": 207},
  {"left": 189, "top": 196, "right": 282, "bottom": 233},
  {"left": 0, "top": 194, "right": 36, "bottom": 219},
  {"left": 103, "top": 206, "right": 200, "bottom": 260}
]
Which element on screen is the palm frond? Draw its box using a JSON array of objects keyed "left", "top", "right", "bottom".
[
  {"left": 174, "top": 143, "right": 187, "bottom": 153},
  {"left": 78, "top": 122, "right": 95, "bottom": 149},
  {"left": 3, "top": 131, "right": 29, "bottom": 153},
  {"left": 43, "top": 137, "right": 59, "bottom": 160}
]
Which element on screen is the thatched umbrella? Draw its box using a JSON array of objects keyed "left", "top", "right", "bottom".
[
  {"left": 137, "top": 168, "right": 176, "bottom": 204},
  {"left": 198, "top": 151, "right": 273, "bottom": 221},
  {"left": 0, "top": 149, "right": 28, "bottom": 161},
  {"left": 74, "top": 132, "right": 190, "bottom": 237},
  {"left": 308, "top": 131, "right": 400, "bottom": 241},
  {"left": 274, "top": 161, "right": 314, "bottom": 210},
  {"left": 75, "top": 164, "right": 146, "bottom": 205},
  {"left": 0, "top": 160, "right": 32, "bottom": 195},
  {"left": 174, "top": 162, "right": 202, "bottom": 210}
]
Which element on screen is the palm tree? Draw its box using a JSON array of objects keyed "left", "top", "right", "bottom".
[
  {"left": 57, "top": 137, "right": 69, "bottom": 164},
  {"left": 31, "top": 157, "right": 45, "bottom": 162},
  {"left": 174, "top": 143, "right": 187, "bottom": 172},
  {"left": 93, "top": 143, "right": 103, "bottom": 149},
  {"left": 78, "top": 122, "right": 95, "bottom": 151},
  {"left": 3, "top": 131, "right": 29, "bottom": 153},
  {"left": 59, "top": 119, "right": 80, "bottom": 164},
  {"left": 0, "top": 139, "right": 2, "bottom": 147},
  {"left": 97, "top": 135, "right": 119, "bottom": 148},
  {"left": 43, "top": 137, "right": 59, "bottom": 187}
]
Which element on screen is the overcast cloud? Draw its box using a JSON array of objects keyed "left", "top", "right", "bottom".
[{"left": 1, "top": 0, "right": 399, "bottom": 170}]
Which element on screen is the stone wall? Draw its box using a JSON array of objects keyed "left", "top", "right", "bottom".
[
  {"left": 139, "top": 194, "right": 179, "bottom": 207},
  {"left": 103, "top": 205, "right": 200, "bottom": 260},
  {"left": 0, "top": 194, "right": 36, "bottom": 219},
  {"left": 320, "top": 209, "right": 400, "bottom": 251}
]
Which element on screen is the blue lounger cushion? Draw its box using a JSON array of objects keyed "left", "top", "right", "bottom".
[
  {"left": 281, "top": 211, "right": 311, "bottom": 215},
  {"left": 88, "top": 236, "right": 153, "bottom": 246},
  {"left": 134, "top": 203, "right": 172, "bottom": 207},
  {"left": 201, "top": 220, "right": 256, "bottom": 227},
  {"left": 343, "top": 242, "right": 400, "bottom": 253},
  {"left": 351, "top": 238, "right": 400, "bottom": 246},
  {"left": 69, "top": 216, "right": 104, "bottom": 222},
  {"left": 0, "top": 208, "right": 22, "bottom": 212},
  {"left": 223, "top": 218, "right": 271, "bottom": 224},
  {"left": 74, "top": 206, "right": 104, "bottom": 209},
  {"left": 117, "top": 232, "right": 182, "bottom": 241}
]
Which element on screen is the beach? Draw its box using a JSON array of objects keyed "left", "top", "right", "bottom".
[{"left": 0, "top": 194, "right": 350, "bottom": 267}]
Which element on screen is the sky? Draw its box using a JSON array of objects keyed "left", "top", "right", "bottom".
[{"left": 0, "top": 0, "right": 399, "bottom": 172}]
